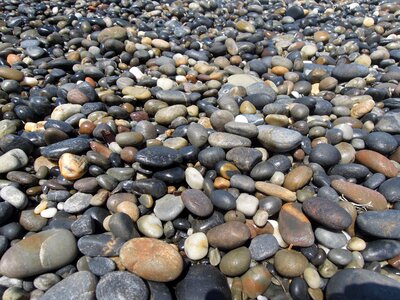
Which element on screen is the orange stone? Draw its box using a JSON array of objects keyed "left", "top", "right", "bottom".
[
  {"left": 7, "top": 54, "right": 21, "bottom": 65},
  {"left": 255, "top": 182, "right": 297, "bottom": 202},
  {"left": 271, "top": 66, "right": 289, "bottom": 76},
  {"left": 283, "top": 165, "right": 313, "bottom": 191},
  {"left": 241, "top": 265, "right": 272, "bottom": 298},
  {"left": 59, "top": 153, "right": 88, "bottom": 180},
  {"left": 278, "top": 202, "right": 314, "bottom": 247},
  {"left": 85, "top": 77, "right": 97, "bottom": 87},
  {"left": 120, "top": 238, "right": 183, "bottom": 282},
  {"left": 331, "top": 179, "right": 388, "bottom": 211},
  {"left": 356, "top": 150, "right": 398, "bottom": 178}
]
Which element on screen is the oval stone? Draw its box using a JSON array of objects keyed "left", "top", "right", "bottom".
[
  {"left": 181, "top": 189, "right": 213, "bottom": 217},
  {"left": 356, "top": 150, "right": 398, "bottom": 178},
  {"left": 331, "top": 180, "right": 388, "bottom": 211},
  {"left": 206, "top": 221, "right": 250, "bottom": 251},
  {"left": 357, "top": 210, "right": 400, "bottom": 239},
  {"left": 120, "top": 238, "right": 183, "bottom": 282},
  {"left": 303, "top": 197, "right": 352, "bottom": 230},
  {"left": 283, "top": 165, "right": 313, "bottom": 191},
  {"left": 257, "top": 125, "right": 302, "bottom": 153},
  {"left": 326, "top": 269, "right": 400, "bottom": 300},
  {"left": 0, "top": 229, "right": 77, "bottom": 278}
]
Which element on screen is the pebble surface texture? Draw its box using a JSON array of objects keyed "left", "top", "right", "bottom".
[{"left": 0, "top": 0, "right": 400, "bottom": 299}]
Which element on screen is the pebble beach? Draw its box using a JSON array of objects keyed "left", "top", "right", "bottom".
[{"left": 0, "top": 0, "right": 400, "bottom": 299}]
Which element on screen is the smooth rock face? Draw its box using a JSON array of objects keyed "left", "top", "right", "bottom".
[
  {"left": 357, "top": 210, "right": 400, "bottom": 239},
  {"left": 378, "top": 177, "right": 400, "bottom": 202},
  {"left": 175, "top": 264, "right": 230, "bottom": 300},
  {"left": 120, "top": 238, "right": 183, "bottom": 282},
  {"left": 361, "top": 239, "right": 400, "bottom": 262},
  {"left": 153, "top": 194, "right": 184, "bottom": 221},
  {"left": 135, "top": 146, "right": 182, "bottom": 168},
  {"left": 303, "top": 197, "right": 352, "bottom": 230},
  {"left": 331, "top": 180, "right": 388, "bottom": 211},
  {"left": 208, "top": 132, "right": 251, "bottom": 149},
  {"left": 42, "top": 271, "right": 97, "bottom": 300},
  {"left": 257, "top": 125, "right": 302, "bottom": 152},
  {"left": 96, "top": 271, "right": 148, "bottom": 300},
  {"left": 332, "top": 64, "right": 369, "bottom": 82},
  {"left": 249, "top": 234, "right": 279, "bottom": 261},
  {"left": 315, "top": 227, "right": 347, "bottom": 249},
  {"left": 0, "top": 229, "right": 77, "bottom": 278},
  {"left": 326, "top": 269, "right": 400, "bottom": 300},
  {"left": 356, "top": 150, "right": 398, "bottom": 178},
  {"left": 278, "top": 202, "right": 314, "bottom": 247},
  {"left": 0, "top": 149, "right": 29, "bottom": 173},
  {"left": 181, "top": 189, "right": 213, "bottom": 217},
  {"left": 206, "top": 221, "right": 251, "bottom": 251},
  {"left": 274, "top": 249, "right": 308, "bottom": 277}
]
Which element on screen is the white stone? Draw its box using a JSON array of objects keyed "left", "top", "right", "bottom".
[
  {"left": 154, "top": 194, "right": 184, "bottom": 221},
  {"left": 184, "top": 232, "right": 208, "bottom": 260},
  {"left": 253, "top": 209, "right": 269, "bottom": 227},
  {"left": 185, "top": 167, "right": 204, "bottom": 189},
  {"left": 0, "top": 186, "right": 28, "bottom": 209},
  {"left": 0, "top": 149, "right": 28, "bottom": 173},
  {"left": 129, "top": 67, "right": 144, "bottom": 80},
  {"left": 335, "top": 123, "right": 353, "bottom": 141},
  {"left": 51, "top": 104, "right": 82, "bottom": 121},
  {"left": 40, "top": 207, "right": 58, "bottom": 219},
  {"left": 236, "top": 193, "right": 259, "bottom": 217},
  {"left": 137, "top": 215, "right": 163, "bottom": 238},
  {"left": 157, "top": 78, "right": 175, "bottom": 90},
  {"left": 235, "top": 115, "right": 249, "bottom": 123},
  {"left": 270, "top": 171, "right": 285, "bottom": 185}
]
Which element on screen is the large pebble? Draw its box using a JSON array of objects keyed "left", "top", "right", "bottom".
[
  {"left": 120, "top": 238, "right": 183, "bottom": 282},
  {"left": 0, "top": 149, "right": 28, "bottom": 173},
  {"left": 357, "top": 210, "right": 400, "bottom": 239},
  {"left": 206, "top": 221, "right": 250, "bottom": 251},
  {"left": 257, "top": 125, "right": 302, "bottom": 152},
  {"left": 326, "top": 269, "right": 400, "bottom": 300},
  {"left": 0, "top": 229, "right": 77, "bottom": 278}
]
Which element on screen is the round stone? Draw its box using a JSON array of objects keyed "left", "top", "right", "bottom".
[
  {"left": 219, "top": 247, "right": 251, "bottom": 277},
  {"left": 184, "top": 232, "right": 208, "bottom": 260},
  {"left": 274, "top": 249, "right": 308, "bottom": 277}
]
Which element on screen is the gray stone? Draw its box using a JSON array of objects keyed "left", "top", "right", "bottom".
[
  {"left": 249, "top": 234, "right": 279, "bottom": 261},
  {"left": 257, "top": 125, "right": 302, "bottom": 152},
  {"left": 63, "top": 192, "right": 92, "bottom": 214}
]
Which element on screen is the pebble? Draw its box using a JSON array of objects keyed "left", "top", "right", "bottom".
[
  {"left": 278, "top": 202, "right": 314, "bottom": 247},
  {"left": 249, "top": 234, "right": 279, "bottom": 261},
  {"left": 96, "top": 271, "right": 148, "bottom": 300},
  {"left": 274, "top": 249, "right": 308, "bottom": 277},
  {"left": 0, "top": 229, "right": 77, "bottom": 278},
  {"left": 120, "top": 238, "right": 183, "bottom": 282},
  {"left": 181, "top": 189, "right": 213, "bottom": 217},
  {"left": 0, "top": 149, "right": 29, "bottom": 173},
  {"left": 153, "top": 194, "right": 184, "bottom": 221},
  {"left": 184, "top": 232, "right": 208, "bottom": 260},
  {"left": 42, "top": 271, "right": 97, "bottom": 300},
  {"left": 303, "top": 197, "right": 352, "bottom": 230},
  {"left": 378, "top": 177, "right": 400, "bottom": 203},
  {"left": 206, "top": 221, "right": 250, "bottom": 251},
  {"left": 315, "top": 227, "right": 348, "bottom": 249},
  {"left": 0, "top": 186, "right": 28, "bottom": 209},
  {"left": 361, "top": 239, "right": 400, "bottom": 262},
  {"left": 219, "top": 247, "right": 251, "bottom": 277},
  {"left": 257, "top": 125, "right": 302, "bottom": 152}
]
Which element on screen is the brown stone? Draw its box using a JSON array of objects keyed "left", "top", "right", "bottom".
[
  {"left": 274, "top": 249, "right": 308, "bottom": 277},
  {"left": 59, "top": 153, "right": 88, "bottom": 180},
  {"left": 283, "top": 165, "right": 313, "bottom": 191},
  {"left": 272, "top": 66, "right": 289, "bottom": 76},
  {"left": 120, "top": 238, "right": 183, "bottom": 282},
  {"left": 120, "top": 146, "right": 138, "bottom": 163},
  {"left": 278, "top": 202, "right": 314, "bottom": 247},
  {"left": 314, "top": 31, "right": 330, "bottom": 43},
  {"left": 67, "top": 88, "right": 90, "bottom": 104},
  {"left": 255, "top": 182, "right": 297, "bottom": 202},
  {"left": 107, "top": 193, "right": 137, "bottom": 212},
  {"left": 0, "top": 67, "right": 24, "bottom": 81},
  {"left": 241, "top": 265, "right": 272, "bottom": 298},
  {"left": 331, "top": 179, "right": 388, "bottom": 211},
  {"left": 356, "top": 150, "right": 398, "bottom": 177},
  {"left": 206, "top": 221, "right": 250, "bottom": 251},
  {"left": 245, "top": 220, "right": 274, "bottom": 238}
]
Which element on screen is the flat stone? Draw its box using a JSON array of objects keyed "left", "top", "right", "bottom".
[
  {"left": 227, "top": 74, "right": 263, "bottom": 88},
  {"left": 206, "top": 221, "right": 250, "bottom": 251},
  {"left": 96, "top": 271, "right": 148, "bottom": 300},
  {"left": 331, "top": 180, "right": 388, "bottom": 211},
  {"left": 315, "top": 227, "right": 347, "bottom": 249},
  {"left": 249, "top": 234, "right": 279, "bottom": 261},
  {"left": 181, "top": 189, "right": 213, "bottom": 217},
  {"left": 78, "top": 234, "right": 124, "bottom": 257},
  {"left": 42, "top": 271, "right": 97, "bottom": 300},
  {"left": 0, "top": 229, "right": 77, "bottom": 278},
  {"left": 41, "top": 138, "right": 90, "bottom": 160},
  {"left": 208, "top": 132, "right": 251, "bottom": 149},
  {"left": 283, "top": 165, "right": 313, "bottom": 191},
  {"left": 0, "top": 186, "right": 28, "bottom": 209},
  {"left": 361, "top": 239, "right": 400, "bottom": 262},
  {"left": 303, "top": 197, "right": 352, "bottom": 230},
  {"left": 154, "top": 105, "right": 187, "bottom": 126},
  {"left": 357, "top": 210, "right": 400, "bottom": 239},
  {"left": 278, "top": 202, "right": 314, "bottom": 247},
  {"left": 0, "top": 149, "right": 28, "bottom": 173},
  {"left": 326, "top": 269, "right": 400, "bottom": 300},
  {"left": 356, "top": 150, "right": 398, "bottom": 177},
  {"left": 375, "top": 111, "right": 400, "bottom": 134},
  {"left": 120, "top": 238, "right": 183, "bottom": 282},
  {"left": 257, "top": 125, "right": 302, "bottom": 153},
  {"left": 0, "top": 67, "right": 24, "bottom": 81},
  {"left": 332, "top": 64, "right": 369, "bottom": 82},
  {"left": 63, "top": 192, "right": 92, "bottom": 214},
  {"left": 154, "top": 194, "right": 184, "bottom": 221},
  {"left": 97, "top": 26, "right": 127, "bottom": 43},
  {"left": 255, "top": 181, "right": 297, "bottom": 202},
  {"left": 135, "top": 146, "right": 182, "bottom": 168}
]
